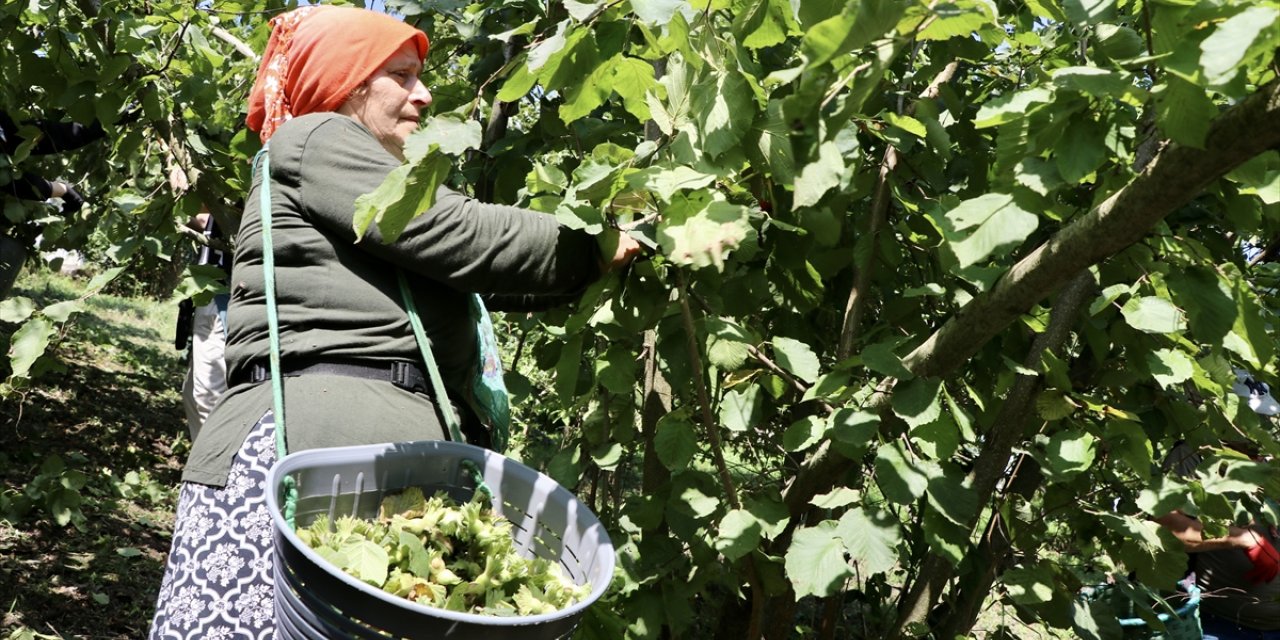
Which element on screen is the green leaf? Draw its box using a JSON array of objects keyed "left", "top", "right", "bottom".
[
  {"left": 527, "top": 20, "right": 569, "bottom": 71},
  {"left": 1120, "top": 296, "right": 1186, "bottom": 334},
  {"left": 1062, "top": 0, "right": 1115, "bottom": 27},
  {"left": 8, "top": 316, "right": 54, "bottom": 379},
  {"left": 830, "top": 408, "right": 879, "bottom": 460},
  {"left": 720, "top": 385, "right": 763, "bottom": 432},
  {"left": 0, "top": 296, "right": 36, "bottom": 323},
  {"left": 403, "top": 117, "right": 482, "bottom": 159},
  {"left": 338, "top": 538, "right": 389, "bottom": 586},
  {"left": 1041, "top": 429, "right": 1097, "bottom": 480},
  {"left": 631, "top": 0, "right": 690, "bottom": 26},
  {"left": 883, "top": 112, "right": 927, "bottom": 139},
  {"left": 1199, "top": 7, "right": 1279, "bottom": 88},
  {"left": 1154, "top": 78, "right": 1216, "bottom": 148},
  {"left": 861, "top": 339, "right": 913, "bottom": 379},
  {"left": 875, "top": 442, "right": 930, "bottom": 505},
  {"left": 939, "top": 193, "right": 1039, "bottom": 268},
  {"left": 1055, "top": 118, "right": 1107, "bottom": 184},
  {"left": 785, "top": 521, "right": 853, "bottom": 598},
  {"left": 1003, "top": 564, "right": 1056, "bottom": 605},
  {"left": 973, "top": 87, "right": 1054, "bottom": 129},
  {"left": 627, "top": 165, "right": 718, "bottom": 202},
  {"left": 658, "top": 200, "right": 753, "bottom": 270},
  {"left": 921, "top": 503, "right": 968, "bottom": 566},
  {"left": 694, "top": 70, "right": 754, "bottom": 159},
  {"left": 891, "top": 377, "right": 943, "bottom": 428},
  {"left": 555, "top": 335, "right": 584, "bottom": 402},
  {"left": 911, "top": 415, "right": 960, "bottom": 460},
  {"left": 547, "top": 447, "right": 583, "bottom": 488},
  {"left": 41, "top": 300, "right": 81, "bottom": 323},
  {"left": 926, "top": 465, "right": 979, "bottom": 526},
  {"left": 716, "top": 509, "right": 763, "bottom": 560},
  {"left": 772, "top": 337, "right": 820, "bottom": 383},
  {"left": 655, "top": 415, "right": 698, "bottom": 472},
  {"left": 742, "top": 0, "right": 789, "bottom": 50},
  {"left": 1036, "top": 391, "right": 1078, "bottom": 421},
  {"left": 1145, "top": 348, "right": 1193, "bottom": 389},
  {"left": 352, "top": 152, "right": 452, "bottom": 242},
  {"left": 811, "top": 487, "right": 860, "bottom": 509},
  {"left": 835, "top": 507, "right": 901, "bottom": 576},
  {"left": 1168, "top": 268, "right": 1235, "bottom": 342},
  {"left": 783, "top": 415, "right": 826, "bottom": 452},
  {"left": 612, "top": 57, "right": 658, "bottom": 121},
  {"left": 915, "top": 0, "right": 994, "bottom": 41},
  {"left": 792, "top": 141, "right": 845, "bottom": 208}
]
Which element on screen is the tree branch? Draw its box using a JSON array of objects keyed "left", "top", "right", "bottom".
[
  {"left": 837, "top": 61, "right": 959, "bottom": 360},
  {"left": 210, "top": 25, "right": 259, "bottom": 62},
  {"left": 782, "top": 76, "right": 1280, "bottom": 548},
  {"left": 902, "top": 78, "right": 1280, "bottom": 379}
]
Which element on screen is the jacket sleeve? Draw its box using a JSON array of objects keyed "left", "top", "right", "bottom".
[{"left": 288, "top": 116, "right": 601, "bottom": 296}]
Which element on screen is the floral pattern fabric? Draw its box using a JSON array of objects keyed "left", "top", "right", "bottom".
[{"left": 149, "top": 413, "right": 277, "bottom": 639}]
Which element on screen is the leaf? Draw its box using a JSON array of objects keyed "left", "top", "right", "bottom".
[
  {"left": 783, "top": 415, "right": 826, "bottom": 452},
  {"left": 883, "top": 112, "right": 927, "bottom": 138},
  {"left": 772, "top": 337, "right": 820, "bottom": 383},
  {"left": 915, "top": 0, "right": 994, "bottom": 41},
  {"left": 830, "top": 408, "right": 879, "bottom": 460},
  {"left": 861, "top": 339, "right": 914, "bottom": 379},
  {"left": 1120, "top": 296, "right": 1186, "bottom": 334},
  {"left": 875, "top": 442, "right": 930, "bottom": 505},
  {"left": 785, "top": 521, "right": 853, "bottom": 599},
  {"left": 694, "top": 70, "right": 754, "bottom": 159},
  {"left": 1199, "top": 7, "right": 1279, "bottom": 88},
  {"left": 1062, "top": 0, "right": 1115, "bottom": 27},
  {"left": 1041, "top": 429, "right": 1097, "bottom": 480},
  {"left": 1145, "top": 348, "right": 1193, "bottom": 389},
  {"left": 655, "top": 415, "right": 698, "bottom": 472},
  {"left": 926, "top": 465, "right": 979, "bottom": 526},
  {"left": 720, "top": 386, "right": 762, "bottom": 432},
  {"left": 631, "top": 0, "right": 691, "bottom": 25},
  {"left": 1154, "top": 78, "right": 1216, "bottom": 149},
  {"left": 612, "top": 57, "right": 658, "bottom": 122},
  {"left": 891, "top": 377, "right": 943, "bottom": 428},
  {"left": 939, "top": 193, "right": 1039, "bottom": 268},
  {"left": 627, "top": 165, "right": 718, "bottom": 202},
  {"left": 352, "top": 153, "right": 453, "bottom": 242},
  {"left": 811, "top": 487, "right": 860, "bottom": 510},
  {"left": 973, "top": 87, "right": 1054, "bottom": 129},
  {"left": 835, "top": 507, "right": 901, "bottom": 576},
  {"left": 792, "top": 141, "right": 845, "bottom": 208},
  {"left": 716, "top": 509, "right": 763, "bottom": 560},
  {"left": 0, "top": 296, "right": 36, "bottom": 323},
  {"left": 1036, "top": 391, "right": 1077, "bottom": 421},
  {"left": 921, "top": 503, "right": 967, "bottom": 566},
  {"left": 338, "top": 538, "right": 389, "bottom": 586},
  {"left": 527, "top": 20, "right": 569, "bottom": 71},
  {"left": 911, "top": 415, "right": 960, "bottom": 460},
  {"left": 41, "top": 300, "right": 81, "bottom": 323},
  {"left": 403, "top": 117, "right": 482, "bottom": 159},
  {"left": 1055, "top": 117, "right": 1107, "bottom": 184},
  {"left": 8, "top": 316, "right": 54, "bottom": 380},
  {"left": 658, "top": 200, "right": 753, "bottom": 270},
  {"left": 1167, "top": 268, "right": 1234, "bottom": 342},
  {"left": 1003, "top": 565, "right": 1056, "bottom": 605},
  {"left": 554, "top": 335, "right": 584, "bottom": 402}
]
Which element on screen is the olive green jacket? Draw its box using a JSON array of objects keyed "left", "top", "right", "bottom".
[{"left": 182, "top": 113, "right": 598, "bottom": 486}]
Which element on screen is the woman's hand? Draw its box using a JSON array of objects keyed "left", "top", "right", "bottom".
[{"left": 598, "top": 229, "right": 643, "bottom": 273}]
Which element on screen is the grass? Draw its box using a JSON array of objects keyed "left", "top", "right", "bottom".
[{"left": 1, "top": 267, "right": 188, "bottom": 639}]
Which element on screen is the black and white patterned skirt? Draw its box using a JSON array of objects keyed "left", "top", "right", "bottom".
[{"left": 149, "top": 412, "right": 278, "bottom": 639}]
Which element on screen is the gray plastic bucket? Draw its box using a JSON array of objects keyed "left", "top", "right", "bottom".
[{"left": 265, "top": 440, "right": 616, "bottom": 639}]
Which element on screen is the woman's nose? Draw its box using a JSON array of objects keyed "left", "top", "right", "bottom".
[{"left": 410, "top": 79, "right": 432, "bottom": 109}]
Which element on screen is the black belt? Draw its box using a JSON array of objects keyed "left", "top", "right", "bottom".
[{"left": 235, "top": 360, "right": 429, "bottom": 394}]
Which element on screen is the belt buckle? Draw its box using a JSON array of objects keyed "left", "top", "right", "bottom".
[{"left": 390, "top": 361, "right": 410, "bottom": 389}]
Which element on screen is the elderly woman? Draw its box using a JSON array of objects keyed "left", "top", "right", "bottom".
[{"left": 148, "top": 7, "right": 637, "bottom": 638}]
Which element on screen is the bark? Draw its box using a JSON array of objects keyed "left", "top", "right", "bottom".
[{"left": 782, "top": 77, "right": 1280, "bottom": 524}]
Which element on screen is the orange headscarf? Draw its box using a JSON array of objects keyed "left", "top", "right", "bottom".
[{"left": 246, "top": 6, "right": 429, "bottom": 143}]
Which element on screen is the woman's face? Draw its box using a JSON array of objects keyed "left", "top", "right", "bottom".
[{"left": 339, "top": 42, "right": 431, "bottom": 161}]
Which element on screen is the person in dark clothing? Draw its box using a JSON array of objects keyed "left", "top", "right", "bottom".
[
  {"left": 0, "top": 111, "right": 100, "bottom": 211},
  {"left": 0, "top": 111, "right": 105, "bottom": 298}
]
